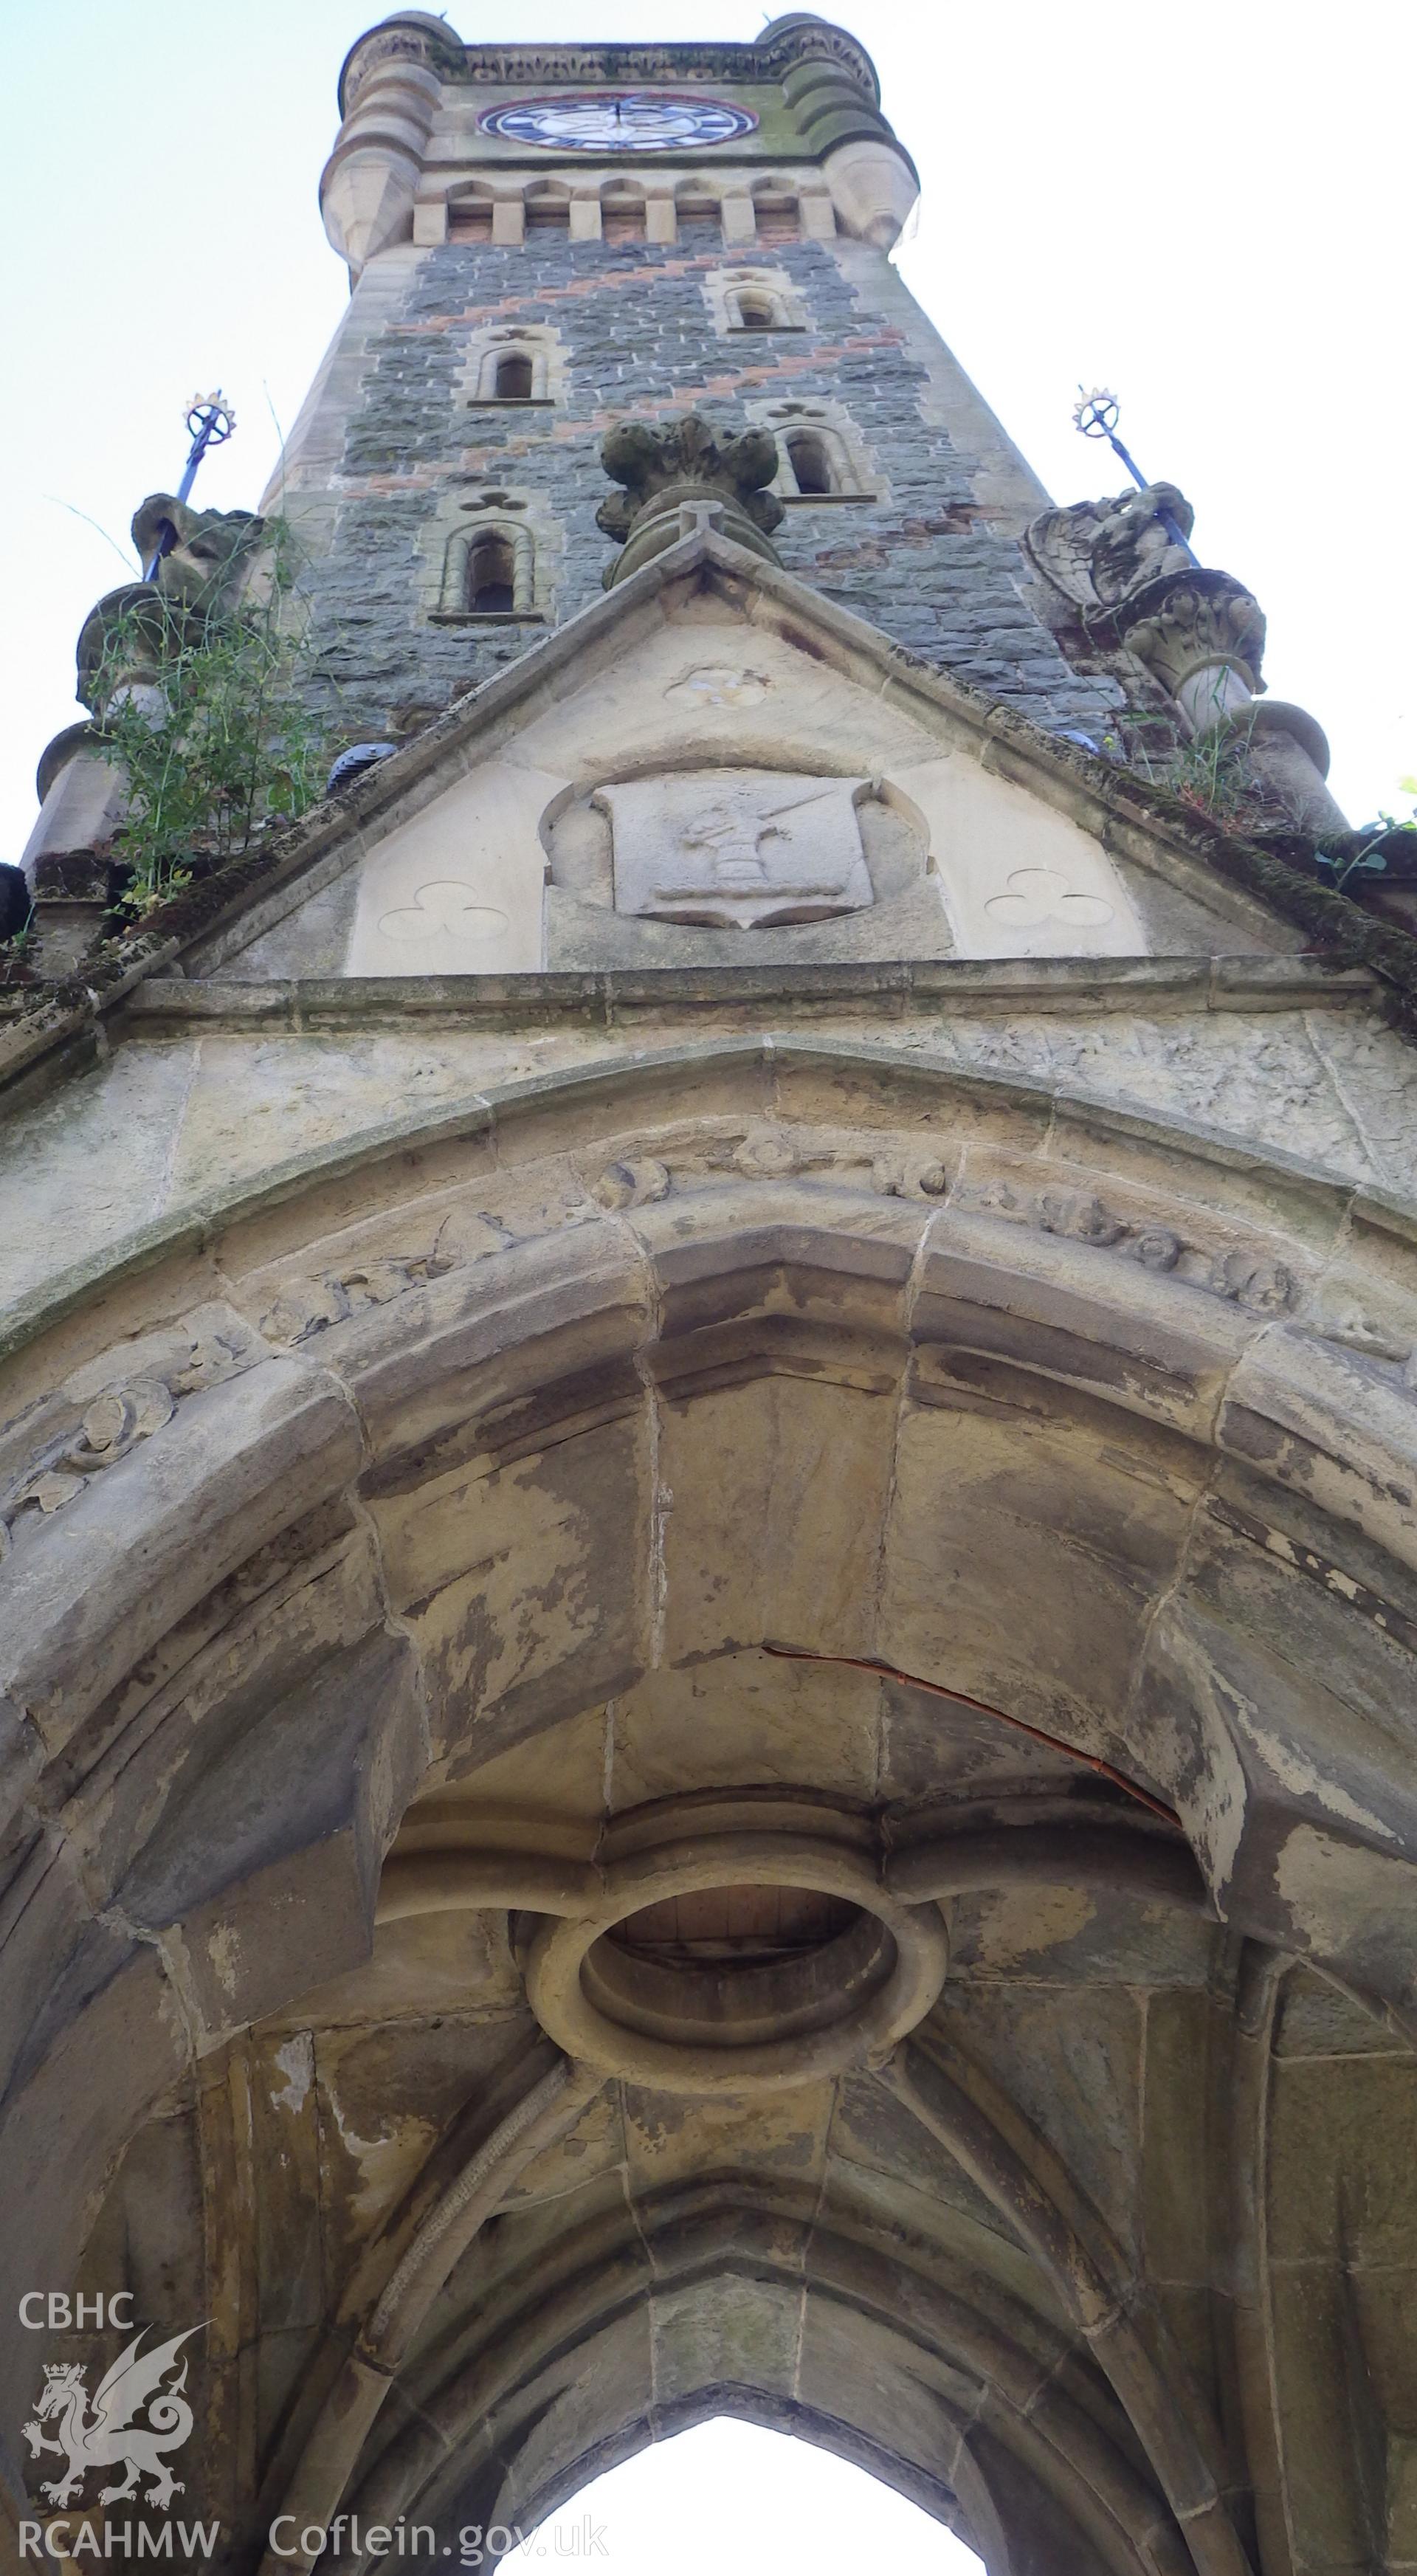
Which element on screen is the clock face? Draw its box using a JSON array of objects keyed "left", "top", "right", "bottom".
[{"left": 479, "top": 93, "right": 758, "bottom": 153}]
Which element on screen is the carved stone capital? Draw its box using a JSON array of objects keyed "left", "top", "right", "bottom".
[
  {"left": 75, "top": 585, "right": 172, "bottom": 715},
  {"left": 1120, "top": 568, "right": 1266, "bottom": 698},
  {"left": 596, "top": 413, "right": 785, "bottom": 585}
]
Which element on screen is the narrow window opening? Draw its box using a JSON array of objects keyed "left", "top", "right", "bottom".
[
  {"left": 467, "top": 533, "right": 517, "bottom": 615},
  {"left": 494, "top": 353, "right": 534, "bottom": 402},
  {"left": 785, "top": 431, "right": 835, "bottom": 495},
  {"left": 734, "top": 294, "right": 779, "bottom": 331}
]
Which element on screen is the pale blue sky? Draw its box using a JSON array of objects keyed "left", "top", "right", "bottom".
[
  {"left": 504, "top": 2418, "right": 983, "bottom": 2572},
  {"left": 2, "top": 1, "right": 1411, "bottom": 857}
]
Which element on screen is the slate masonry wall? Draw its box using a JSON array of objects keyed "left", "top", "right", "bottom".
[{"left": 285, "top": 227, "right": 1128, "bottom": 754}]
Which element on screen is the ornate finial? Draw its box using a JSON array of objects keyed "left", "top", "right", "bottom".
[
  {"left": 1025, "top": 393, "right": 1345, "bottom": 829},
  {"left": 1062, "top": 412, "right": 1261, "bottom": 697},
  {"left": 596, "top": 413, "right": 785, "bottom": 586},
  {"left": 1024, "top": 483, "right": 1206, "bottom": 627}
]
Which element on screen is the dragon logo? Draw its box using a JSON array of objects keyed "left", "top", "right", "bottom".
[{"left": 23, "top": 2325, "right": 203, "bottom": 2510}]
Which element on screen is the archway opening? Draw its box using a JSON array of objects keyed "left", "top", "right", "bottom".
[
  {"left": 494, "top": 352, "right": 534, "bottom": 401},
  {"left": 785, "top": 429, "right": 835, "bottom": 494},
  {"left": 15, "top": 1065, "right": 1417, "bottom": 2576},
  {"left": 467, "top": 531, "right": 517, "bottom": 613},
  {"left": 505, "top": 2419, "right": 985, "bottom": 2573}
]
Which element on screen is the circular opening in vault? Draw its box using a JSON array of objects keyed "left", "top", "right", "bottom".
[
  {"left": 517, "top": 1802, "right": 951, "bottom": 2095},
  {"left": 584, "top": 1882, "right": 892, "bottom": 2049},
  {"left": 607, "top": 1881, "right": 861, "bottom": 1960}
]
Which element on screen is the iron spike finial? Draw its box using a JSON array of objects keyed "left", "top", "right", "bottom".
[
  {"left": 1069, "top": 383, "right": 1199, "bottom": 568},
  {"left": 1073, "top": 386, "right": 1120, "bottom": 441},
  {"left": 184, "top": 390, "right": 236, "bottom": 445},
  {"left": 141, "top": 388, "right": 241, "bottom": 579}
]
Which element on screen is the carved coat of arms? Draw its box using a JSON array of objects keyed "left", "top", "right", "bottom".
[
  {"left": 595, "top": 769, "right": 872, "bottom": 929},
  {"left": 24, "top": 2327, "right": 201, "bottom": 2510}
]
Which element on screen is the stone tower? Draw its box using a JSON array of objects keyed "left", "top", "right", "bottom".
[
  {"left": 9, "top": 18, "right": 1417, "bottom": 2576},
  {"left": 287, "top": 10, "right": 1116, "bottom": 750}
]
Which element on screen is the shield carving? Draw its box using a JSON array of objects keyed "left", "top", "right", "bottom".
[{"left": 596, "top": 770, "right": 873, "bottom": 929}]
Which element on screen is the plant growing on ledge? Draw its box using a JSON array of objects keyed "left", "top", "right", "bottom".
[
  {"left": 1315, "top": 781, "right": 1417, "bottom": 888},
  {"left": 1127, "top": 705, "right": 1268, "bottom": 829},
  {"left": 95, "top": 520, "right": 331, "bottom": 917}
]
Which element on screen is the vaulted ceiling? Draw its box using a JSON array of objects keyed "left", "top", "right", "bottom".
[{"left": 5, "top": 1043, "right": 1417, "bottom": 2574}]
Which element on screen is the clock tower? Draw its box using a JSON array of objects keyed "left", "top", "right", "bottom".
[
  {"left": 277, "top": 7, "right": 1126, "bottom": 759},
  {"left": 10, "top": 17, "right": 1417, "bottom": 2576}
]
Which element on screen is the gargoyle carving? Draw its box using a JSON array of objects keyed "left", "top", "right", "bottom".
[
  {"left": 1024, "top": 483, "right": 1266, "bottom": 703},
  {"left": 1024, "top": 482, "right": 1196, "bottom": 617},
  {"left": 76, "top": 500, "right": 269, "bottom": 712},
  {"left": 131, "top": 494, "right": 267, "bottom": 616}
]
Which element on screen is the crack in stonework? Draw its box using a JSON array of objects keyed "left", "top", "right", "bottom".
[{"left": 762, "top": 1642, "right": 1179, "bottom": 1822}]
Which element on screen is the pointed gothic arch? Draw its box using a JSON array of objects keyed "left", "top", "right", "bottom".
[
  {"left": 6, "top": 1039, "right": 1417, "bottom": 2565},
  {"left": 492, "top": 351, "right": 533, "bottom": 402},
  {"left": 600, "top": 178, "right": 648, "bottom": 242},
  {"left": 524, "top": 181, "right": 571, "bottom": 233},
  {"left": 674, "top": 176, "right": 723, "bottom": 239},
  {"left": 749, "top": 173, "right": 803, "bottom": 241},
  {"left": 731, "top": 286, "right": 787, "bottom": 329}
]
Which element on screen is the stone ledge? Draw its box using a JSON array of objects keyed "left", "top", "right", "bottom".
[
  {"left": 427, "top": 608, "right": 545, "bottom": 626},
  {"left": 118, "top": 954, "right": 1376, "bottom": 1034}
]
